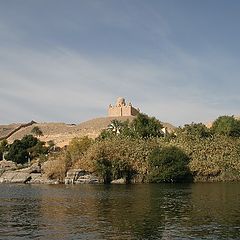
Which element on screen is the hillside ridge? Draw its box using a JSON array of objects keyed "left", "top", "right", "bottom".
[{"left": 0, "top": 116, "right": 176, "bottom": 147}]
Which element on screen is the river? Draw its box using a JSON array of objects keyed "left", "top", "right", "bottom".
[{"left": 0, "top": 183, "right": 239, "bottom": 239}]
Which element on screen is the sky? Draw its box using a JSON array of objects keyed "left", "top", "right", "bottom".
[{"left": 1, "top": 0, "right": 240, "bottom": 126}]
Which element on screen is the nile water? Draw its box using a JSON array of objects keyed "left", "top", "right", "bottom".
[{"left": 0, "top": 183, "right": 239, "bottom": 240}]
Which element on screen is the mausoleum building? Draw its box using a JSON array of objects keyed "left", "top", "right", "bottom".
[{"left": 108, "top": 97, "right": 139, "bottom": 117}]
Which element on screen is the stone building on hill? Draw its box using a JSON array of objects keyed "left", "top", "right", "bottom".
[{"left": 108, "top": 97, "right": 139, "bottom": 117}]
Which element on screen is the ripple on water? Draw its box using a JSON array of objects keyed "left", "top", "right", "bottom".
[{"left": 0, "top": 183, "right": 239, "bottom": 239}]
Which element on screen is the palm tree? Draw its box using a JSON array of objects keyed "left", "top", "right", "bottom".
[{"left": 108, "top": 120, "right": 123, "bottom": 135}]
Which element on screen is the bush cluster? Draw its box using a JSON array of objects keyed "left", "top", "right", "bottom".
[
  {"left": 5, "top": 135, "right": 48, "bottom": 164},
  {"left": 148, "top": 146, "right": 190, "bottom": 183},
  {"left": 2, "top": 114, "right": 240, "bottom": 183}
]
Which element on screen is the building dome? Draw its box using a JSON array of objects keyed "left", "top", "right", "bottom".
[{"left": 116, "top": 97, "right": 126, "bottom": 106}]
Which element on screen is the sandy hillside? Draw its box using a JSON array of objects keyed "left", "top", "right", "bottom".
[
  {"left": 2, "top": 116, "right": 176, "bottom": 147},
  {"left": 0, "top": 123, "right": 21, "bottom": 139}
]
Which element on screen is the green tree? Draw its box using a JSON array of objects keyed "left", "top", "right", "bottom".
[
  {"left": 130, "top": 113, "right": 164, "bottom": 139},
  {"left": 111, "top": 159, "right": 134, "bottom": 183},
  {"left": 94, "top": 158, "right": 133, "bottom": 184},
  {"left": 31, "top": 126, "right": 43, "bottom": 137},
  {"left": 97, "top": 120, "right": 130, "bottom": 140},
  {"left": 211, "top": 115, "right": 240, "bottom": 137},
  {"left": 97, "top": 129, "right": 113, "bottom": 140},
  {"left": 21, "top": 135, "right": 39, "bottom": 149},
  {"left": 6, "top": 135, "right": 47, "bottom": 164},
  {"left": 179, "top": 123, "right": 210, "bottom": 138},
  {"left": 95, "top": 158, "right": 113, "bottom": 184},
  {"left": 108, "top": 119, "right": 124, "bottom": 134},
  {"left": 28, "top": 141, "right": 48, "bottom": 159},
  {"left": 5, "top": 140, "right": 28, "bottom": 164},
  {"left": 98, "top": 114, "right": 164, "bottom": 140},
  {"left": 148, "top": 146, "right": 190, "bottom": 183}
]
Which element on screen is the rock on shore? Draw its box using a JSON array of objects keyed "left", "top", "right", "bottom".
[
  {"left": 64, "top": 169, "right": 99, "bottom": 184},
  {"left": 0, "top": 162, "right": 128, "bottom": 185},
  {"left": 0, "top": 162, "right": 58, "bottom": 184},
  {"left": 0, "top": 161, "right": 99, "bottom": 184}
]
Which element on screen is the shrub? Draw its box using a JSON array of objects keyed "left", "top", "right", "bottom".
[
  {"left": 98, "top": 113, "right": 164, "bottom": 140},
  {"left": 148, "top": 146, "right": 190, "bottom": 183},
  {"left": 172, "top": 132, "right": 240, "bottom": 181},
  {"left": 31, "top": 126, "right": 43, "bottom": 137},
  {"left": 95, "top": 158, "right": 113, "bottom": 183},
  {"left": 6, "top": 135, "right": 47, "bottom": 164},
  {"left": 74, "top": 137, "right": 158, "bottom": 182},
  {"left": 97, "top": 129, "right": 113, "bottom": 140},
  {"left": 81, "top": 137, "right": 157, "bottom": 171},
  {"left": 179, "top": 123, "right": 211, "bottom": 139},
  {"left": 211, "top": 115, "right": 240, "bottom": 137},
  {"left": 65, "top": 136, "right": 93, "bottom": 168},
  {"left": 130, "top": 113, "right": 164, "bottom": 139},
  {"left": 43, "top": 153, "right": 67, "bottom": 182},
  {"left": 111, "top": 159, "right": 134, "bottom": 182},
  {"left": 6, "top": 140, "right": 28, "bottom": 164},
  {"left": 95, "top": 157, "right": 134, "bottom": 184}
]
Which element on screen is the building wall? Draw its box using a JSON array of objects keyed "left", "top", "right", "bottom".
[
  {"left": 130, "top": 107, "right": 139, "bottom": 116},
  {"left": 108, "top": 105, "right": 139, "bottom": 117},
  {"left": 121, "top": 106, "right": 131, "bottom": 116},
  {"left": 108, "top": 106, "right": 121, "bottom": 117}
]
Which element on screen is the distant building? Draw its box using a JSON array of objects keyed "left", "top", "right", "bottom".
[{"left": 108, "top": 97, "right": 139, "bottom": 117}]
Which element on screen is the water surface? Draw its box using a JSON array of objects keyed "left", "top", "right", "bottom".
[{"left": 0, "top": 183, "right": 239, "bottom": 239}]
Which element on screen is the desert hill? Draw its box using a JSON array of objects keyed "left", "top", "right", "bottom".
[
  {"left": 0, "top": 123, "right": 22, "bottom": 139},
  {"left": 0, "top": 116, "right": 176, "bottom": 147}
]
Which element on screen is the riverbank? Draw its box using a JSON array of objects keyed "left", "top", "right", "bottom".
[
  {"left": 1, "top": 115, "right": 240, "bottom": 184},
  {"left": 0, "top": 160, "right": 114, "bottom": 184},
  {"left": 1, "top": 160, "right": 239, "bottom": 185}
]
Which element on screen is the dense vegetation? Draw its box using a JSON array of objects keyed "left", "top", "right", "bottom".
[
  {"left": 1, "top": 114, "right": 240, "bottom": 183},
  {"left": 40, "top": 114, "right": 240, "bottom": 183},
  {"left": 148, "top": 146, "right": 191, "bottom": 183},
  {"left": 98, "top": 113, "right": 164, "bottom": 139},
  {"left": 2, "top": 135, "right": 49, "bottom": 164},
  {"left": 211, "top": 115, "right": 240, "bottom": 137}
]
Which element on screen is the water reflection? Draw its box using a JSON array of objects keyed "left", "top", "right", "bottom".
[{"left": 0, "top": 183, "right": 239, "bottom": 239}]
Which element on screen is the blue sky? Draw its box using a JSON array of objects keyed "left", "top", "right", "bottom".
[{"left": 0, "top": 0, "right": 240, "bottom": 126}]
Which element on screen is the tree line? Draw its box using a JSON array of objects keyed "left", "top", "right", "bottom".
[{"left": 1, "top": 114, "right": 240, "bottom": 183}]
